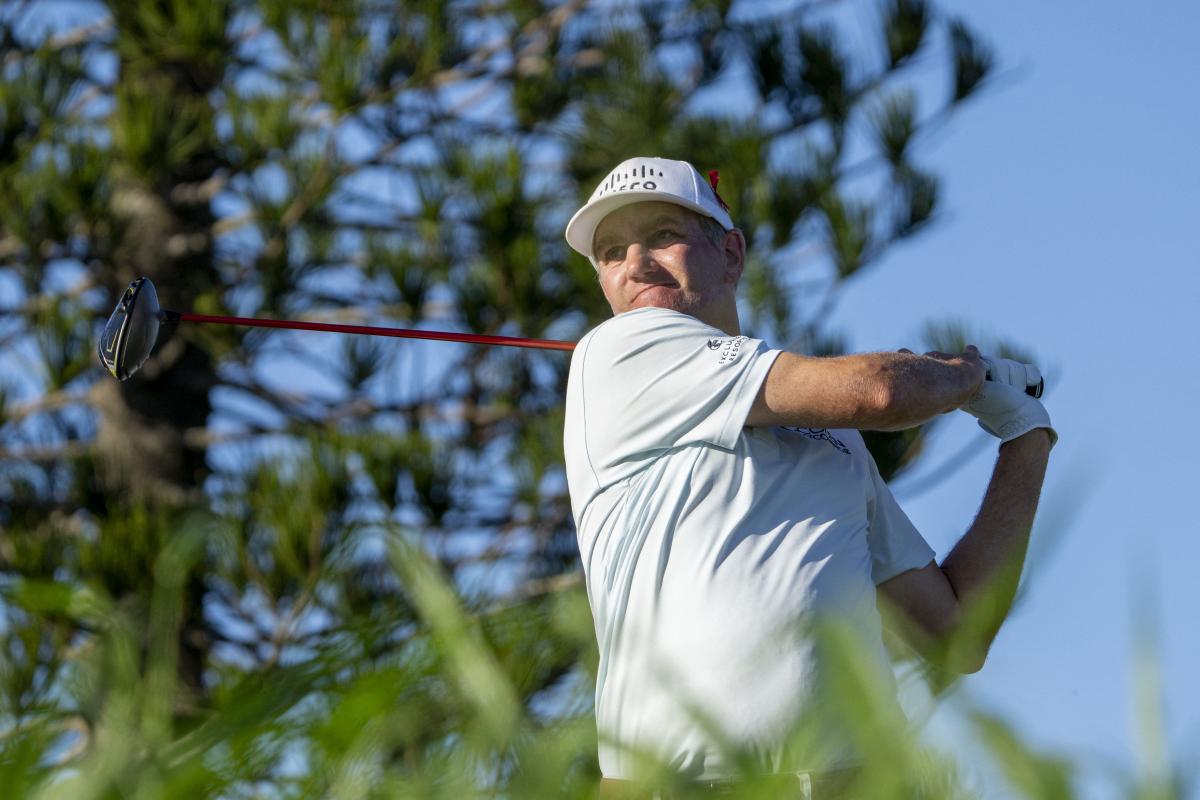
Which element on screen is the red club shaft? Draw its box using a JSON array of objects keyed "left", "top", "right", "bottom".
[{"left": 176, "top": 313, "right": 576, "bottom": 352}]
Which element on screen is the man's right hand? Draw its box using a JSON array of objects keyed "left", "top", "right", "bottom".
[
  {"left": 981, "top": 354, "right": 1043, "bottom": 397},
  {"left": 962, "top": 379, "right": 1057, "bottom": 447},
  {"left": 898, "top": 345, "right": 988, "bottom": 410}
]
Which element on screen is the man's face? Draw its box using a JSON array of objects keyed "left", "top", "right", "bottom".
[{"left": 592, "top": 202, "right": 743, "bottom": 321}]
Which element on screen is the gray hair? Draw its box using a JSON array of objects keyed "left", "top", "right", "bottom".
[{"left": 696, "top": 214, "right": 731, "bottom": 248}]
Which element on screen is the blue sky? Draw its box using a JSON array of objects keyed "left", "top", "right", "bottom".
[{"left": 827, "top": 1, "right": 1199, "bottom": 794}]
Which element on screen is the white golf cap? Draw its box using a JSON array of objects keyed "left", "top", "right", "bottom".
[{"left": 564, "top": 156, "right": 734, "bottom": 264}]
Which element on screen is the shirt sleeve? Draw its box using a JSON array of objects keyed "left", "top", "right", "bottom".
[
  {"left": 859, "top": 439, "right": 936, "bottom": 584},
  {"left": 573, "top": 308, "right": 780, "bottom": 481}
]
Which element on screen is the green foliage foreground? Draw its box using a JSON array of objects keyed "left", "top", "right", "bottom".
[{"left": 1, "top": 506, "right": 1187, "bottom": 798}]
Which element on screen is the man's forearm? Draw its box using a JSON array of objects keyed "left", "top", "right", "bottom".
[
  {"left": 866, "top": 350, "right": 983, "bottom": 430},
  {"left": 940, "top": 429, "right": 1053, "bottom": 659},
  {"left": 748, "top": 347, "right": 984, "bottom": 431}
]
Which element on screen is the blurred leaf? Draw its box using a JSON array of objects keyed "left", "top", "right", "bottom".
[
  {"left": 749, "top": 25, "right": 788, "bottom": 100},
  {"left": 950, "top": 19, "right": 994, "bottom": 102},
  {"left": 873, "top": 90, "right": 919, "bottom": 168},
  {"left": 798, "top": 25, "right": 850, "bottom": 130},
  {"left": 862, "top": 426, "right": 928, "bottom": 482},
  {"left": 335, "top": 336, "right": 387, "bottom": 391},
  {"left": 895, "top": 166, "right": 939, "bottom": 237},
  {"left": 821, "top": 192, "right": 873, "bottom": 278},
  {"left": 741, "top": 253, "right": 795, "bottom": 341},
  {"left": 923, "top": 319, "right": 1038, "bottom": 363},
  {"left": 972, "top": 709, "right": 1076, "bottom": 799},
  {"left": 883, "top": 0, "right": 931, "bottom": 67},
  {"left": 387, "top": 528, "right": 523, "bottom": 746}
]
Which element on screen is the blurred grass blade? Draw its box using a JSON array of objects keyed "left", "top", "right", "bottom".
[{"left": 386, "top": 526, "right": 522, "bottom": 745}]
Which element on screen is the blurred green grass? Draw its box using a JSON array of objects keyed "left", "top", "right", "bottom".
[{"left": 0, "top": 514, "right": 1189, "bottom": 800}]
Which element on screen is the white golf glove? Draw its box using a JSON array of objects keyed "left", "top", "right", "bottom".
[
  {"left": 963, "top": 356, "right": 1057, "bottom": 447},
  {"left": 983, "top": 355, "right": 1043, "bottom": 396}
]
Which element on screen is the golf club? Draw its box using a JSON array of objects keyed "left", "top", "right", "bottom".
[
  {"left": 98, "top": 277, "right": 575, "bottom": 381},
  {"left": 98, "top": 277, "right": 1044, "bottom": 398}
]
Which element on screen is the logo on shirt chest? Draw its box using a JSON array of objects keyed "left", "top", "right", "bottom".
[{"left": 780, "top": 427, "right": 851, "bottom": 455}]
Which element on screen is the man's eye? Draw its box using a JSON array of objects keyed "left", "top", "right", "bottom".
[
  {"left": 601, "top": 246, "right": 624, "bottom": 262},
  {"left": 652, "top": 229, "right": 678, "bottom": 243}
]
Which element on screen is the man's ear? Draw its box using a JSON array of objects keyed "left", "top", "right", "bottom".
[{"left": 722, "top": 228, "right": 746, "bottom": 285}]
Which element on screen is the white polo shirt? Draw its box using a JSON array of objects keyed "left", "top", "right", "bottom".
[{"left": 563, "top": 307, "right": 935, "bottom": 780}]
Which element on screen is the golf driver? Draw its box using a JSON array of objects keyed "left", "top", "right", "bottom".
[
  {"left": 98, "top": 277, "right": 575, "bottom": 381},
  {"left": 98, "top": 277, "right": 1044, "bottom": 397}
]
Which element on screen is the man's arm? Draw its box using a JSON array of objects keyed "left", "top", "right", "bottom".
[
  {"left": 746, "top": 347, "right": 985, "bottom": 431},
  {"left": 877, "top": 429, "right": 1053, "bottom": 673}
]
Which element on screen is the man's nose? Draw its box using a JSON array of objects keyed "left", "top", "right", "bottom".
[{"left": 624, "top": 243, "right": 656, "bottom": 278}]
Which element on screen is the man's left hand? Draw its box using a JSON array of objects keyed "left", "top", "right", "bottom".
[{"left": 962, "top": 379, "right": 1057, "bottom": 448}]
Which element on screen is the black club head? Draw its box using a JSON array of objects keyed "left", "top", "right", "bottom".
[{"left": 98, "top": 277, "right": 162, "bottom": 381}]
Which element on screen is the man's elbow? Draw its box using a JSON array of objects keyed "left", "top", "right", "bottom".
[
  {"left": 943, "top": 624, "right": 991, "bottom": 674},
  {"left": 952, "top": 648, "right": 988, "bottom": 675},
  {"left": 905, "top": 634, "right": 987, "bottom": 675},
  {"left": 929, "top": 607, "right": 991, "bottom": 674}
]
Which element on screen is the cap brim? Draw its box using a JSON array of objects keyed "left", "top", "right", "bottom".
[{"left": 564, "top": 191, "right": 730, "bottom": 262}]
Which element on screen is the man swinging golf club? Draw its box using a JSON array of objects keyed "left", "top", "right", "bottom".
[{"left": 562, "top": 157, "right": 1056, "bottom": 794}]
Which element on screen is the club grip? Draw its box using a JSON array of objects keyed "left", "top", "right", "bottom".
[{"left": 986, "top": 371, "right": 1044, "bottom": 399}]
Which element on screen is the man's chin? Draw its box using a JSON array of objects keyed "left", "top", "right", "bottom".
[{"left": 627, "top": 288, "right": 686, "bottom": 313}]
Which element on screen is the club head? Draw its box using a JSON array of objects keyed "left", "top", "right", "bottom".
[{"left": 99, "top": 277, "right": 162, "bottom": 381}]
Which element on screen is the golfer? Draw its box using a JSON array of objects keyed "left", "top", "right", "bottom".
[{"left": 562, "top": 157, "right": 1056, "bottom": 792}]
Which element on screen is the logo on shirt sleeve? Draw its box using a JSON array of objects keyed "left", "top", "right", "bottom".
[{"left": 707, "top": 336, "right": 748, "bottom": 365}]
